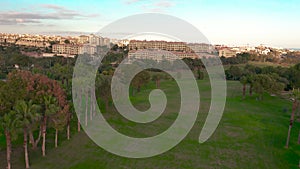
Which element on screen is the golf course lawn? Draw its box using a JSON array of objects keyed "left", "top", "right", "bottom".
[{"left": 1, "top": 80, "right": 300, "bottom": 169}]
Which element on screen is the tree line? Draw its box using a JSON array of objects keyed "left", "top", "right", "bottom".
[
  {"left": 225, "top": 64, "right": 300, "bottom": 98},
  {"left": 0, "top": 70, "right": 69, "bottom": 169}
]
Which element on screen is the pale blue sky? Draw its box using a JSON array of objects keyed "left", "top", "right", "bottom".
[{"left": 0, "top": 0, "right": 299, "bottom": 48}]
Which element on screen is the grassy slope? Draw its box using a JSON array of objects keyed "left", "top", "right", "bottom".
[
  {"left": 1, "top": 80, "right": 300, "bottom": 169},
  {"left": 223, "top": 61, "right": 291, "bottom": 70}
]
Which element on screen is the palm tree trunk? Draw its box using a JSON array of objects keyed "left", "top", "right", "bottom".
[
  {"left": 42, "top": 116, "right": 47, "bottom": 156},
  {"left": 93, "top": 90, "right": 96, "bottom": 116},
  {"left": 5, "top": 130, "right": 11, "bottom": 169},
  {"left": 24, "top": 128, "right": 30, "bottom": 169},
  {"left": 29, "top": 131, "right": 34, "bottom": 148},
  {"left": 55, "top": 129, "right": 58, "bottom": 148},
  {"left": 78, "top": 89, "right": 82, "bottom": 132},
  {"left": 77, "top": 116, "right": 81, "bottom": 132},
  {"left": 85, "top": 89, "right": 88, "bottom": 126},
  {"left": 29, "top": 129, "right": 40, "bottom": 150},
  {"left": 90, "top": 88, "right": 93, "bottom": 121},
  {"left": 286, "top": 100, "right": 298, "bottom": 148},
  {"left": 67, "top": 121, "right": 70, "bottom": 140}
]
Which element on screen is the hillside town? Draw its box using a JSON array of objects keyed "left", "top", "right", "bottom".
[{"left": 0, "top": 33, "right": 298, "bottom": 61}]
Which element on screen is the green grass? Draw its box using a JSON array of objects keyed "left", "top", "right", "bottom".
[
  {"left": 248, "top": 61, "right": 291, "bottom": 68},
  {"left": 223, "top": 61, "right": 291, "bottom": 70},
  {"left": 1, "top": 80, "right": 300, "bottom": 169}
]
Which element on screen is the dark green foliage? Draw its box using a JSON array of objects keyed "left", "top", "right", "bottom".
[{"left": 226, "top": 65, "right": 243, "bottom": 80}]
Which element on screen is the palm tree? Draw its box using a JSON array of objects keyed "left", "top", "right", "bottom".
[
  {"left": 0, "top": 111, "right": 19, "bottom": 169},
  {"left": 14, "top": 100, "right": 40, "bottom": 169},
  {"left": 286, "top": 89, "right": 300, "bottom": 148},
  {"left": 42, "top": 95, "right": 59, "bottom": 156},
  {"left": 51, "top": 112, "right": 67, "bottom": 148}
]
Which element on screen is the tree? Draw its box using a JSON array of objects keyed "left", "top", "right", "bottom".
[
  {"left": 64, "top": 39, "right": 70, "bottom": 44},
  {"left": 14, "top": 100, "right": 40, "bottom": 169},
  {"left": 1, "top": 69, "right": 70, "bottom": 166},
  {"left": 247, "top": 75, "right": 254, "bottom": 96},
  {"left": 197, "top": 69, "right": 204, "bottom": 80},
  {"left": 287, "top": 64, "right": 300, "bottom": 89},
  {"left": 131, "top": 71, "right": 150, "bottom": 94},
  {"left": 286, "top": 89, "right": 300, "bottom": 148},
  {"left": 96, "top": 75, "right": 112, "bottom": 111},
  {"left": 42, "top": 95, "right": 60, "bottom": 156},
  {"left": 50, "top": 63, "right": 73, "bottom": 89},
  {"left": 252, "top": 74, "right": 284, "bottom": 100},
  {"left": 152, "top": 74, "right": 162, "bottom": 88},
  {"left": 0, "top": 73, "right": 27, "bottom": 169},
  {"left": 84, "top": 88, "right": 89, "bottom": 126},
  {"left": 23, "top": 71, "right": 69, "bottom": 156},
  {"left": 182, "top": 58, "right": 195, "bottom": 70},
  {"left": 240, "top": 76, "right": 248, "bottom": 99},
  {"left": 225, "top": 66, "right": 242, "bottom": 80},
  {"left": 0, "top": 111, "right": 19, "bottom": 169},
  {"left": 51, "top": 111, "right": 67, "bottom": 148}
]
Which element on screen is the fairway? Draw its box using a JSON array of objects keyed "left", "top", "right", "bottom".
[{"left": 1, "top": 79, "right": 300, "bottom": 169}]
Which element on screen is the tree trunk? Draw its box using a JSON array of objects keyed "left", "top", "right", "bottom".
[
  {"left": 67, "top": 121, "right": 70, "bottom": 140},
  {"left": 78, "top": 89, "right": 82, "bottom": 132},
  {"left": 93, "top": 90, "right": 96, "bottom": 116},
  {"left": 77, "top": 116, "right": 81, "bottom": 132},
  {"left": 249, "top": 85, "right": 253, "bottom": 96},
  {"left": 29, "top": 131, "right": 36, "bottom": 150},
  {"left": 286, "top": 100, "right": 298, "bottom": 148},
  {"left": 29, "top": 128, "right": 41, "bottom": 150},
  {"left": 242, "top": 84, "right": 246, "bottom": 99},
  {"left": 5, "top": 131, "right": 11, "bottom": 169},
  {"left": 24, "top": 128, "right": 30, "bottom": 169},
  {"left": 90, "top": 88, "right": 93, "bottom": 121},
  {"left": 85, "top": 89, "right": 88, "bottom": 126},
  {"left": 156, "top": 79, "right": 160, "bottom": 88},
  {"left": 105, "top": 100, "right": 109, "bottom": 112},
  {"left": 137, "top": 85, "right": 141, "bottom": 93},
  {"left": 55, "top": 129, "right": 58, "bottom": 148},
  {"left": 42, "top": 116, "right": 47, "bottom": 156}
]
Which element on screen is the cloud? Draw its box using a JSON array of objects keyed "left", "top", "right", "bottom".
[
  {"left": 138, "top": 0, "right": 175, "bottom": 12},
  {"left": 0, "top": 4, "right": 100, "bottom": 25},
  {"left": 40, "top": 4, "right": 67, "bottom": 10},
  {"left": 154, "top": 1, "right": 174, "bottom": 8},
  {"left": 0, "top": 18, "right": 42, "bottom": 25},
  {"left": 40, "top": 4, "right": 79, "bottom": 13},
  {"left": 124, "top": 0, "right": 141, "bottom": 5}
]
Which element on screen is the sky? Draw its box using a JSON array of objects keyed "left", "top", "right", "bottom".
[{"left": 0, "top": 0, "right": 299, "bottom": 48}]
